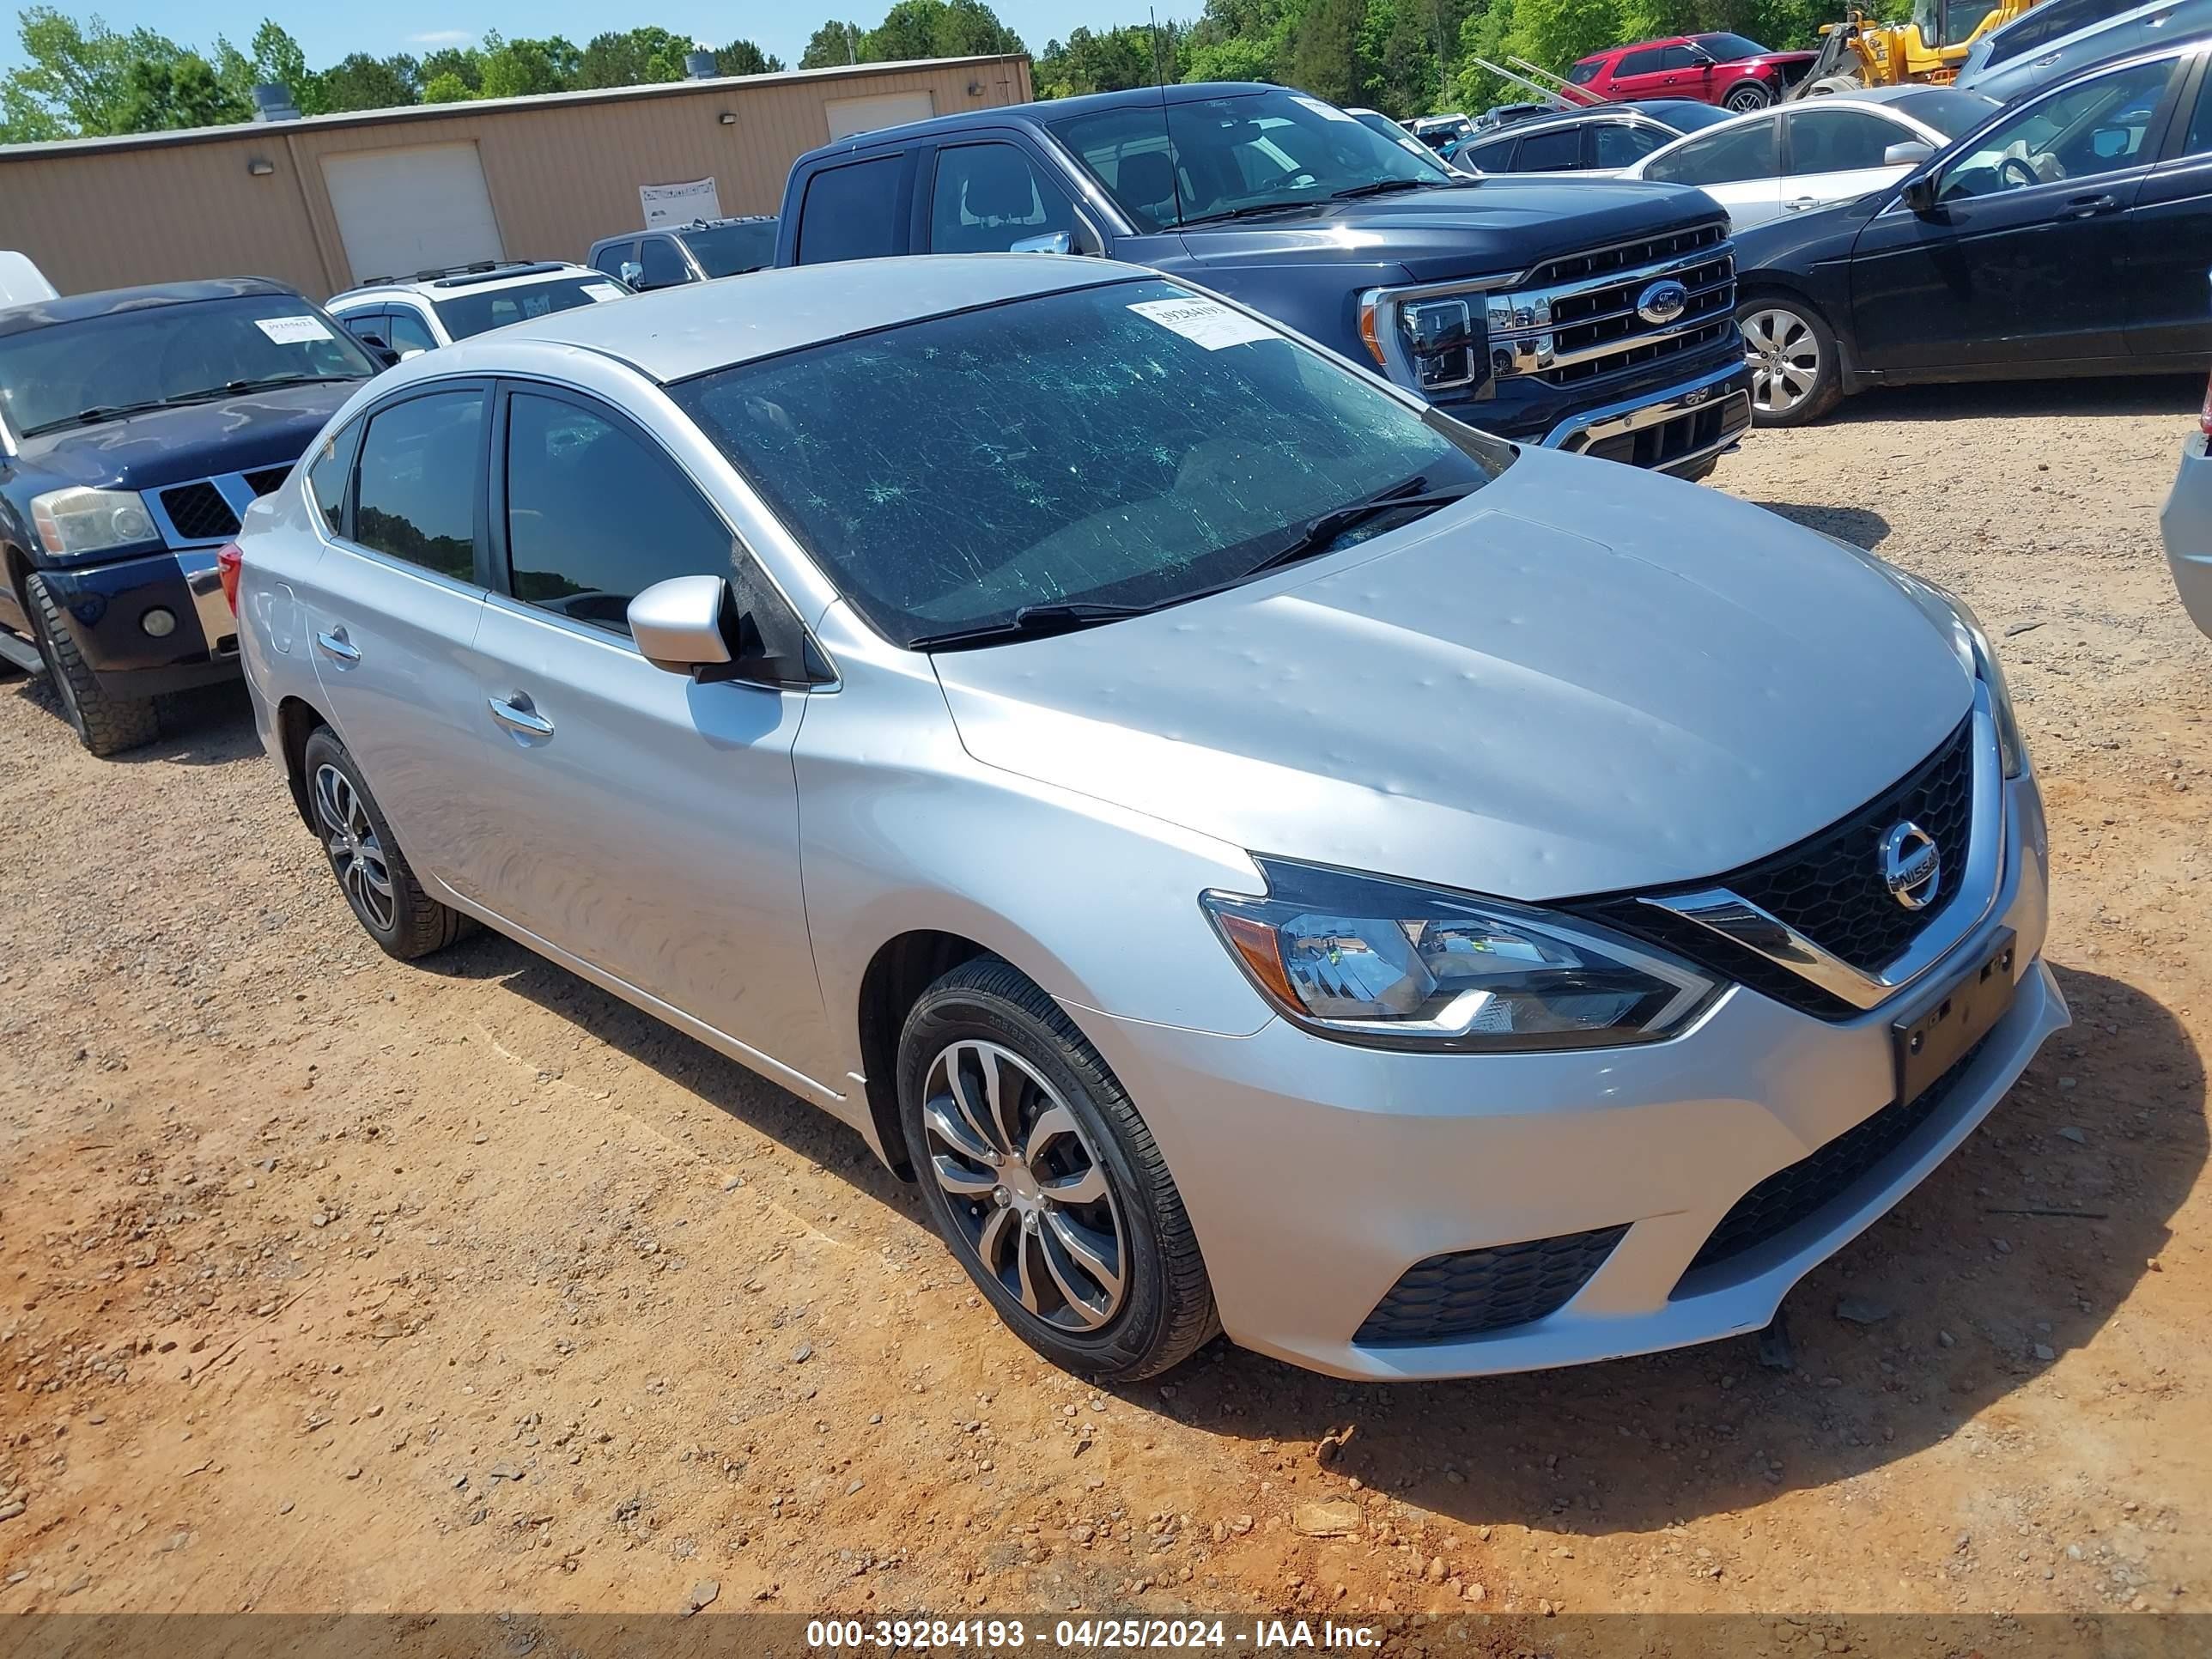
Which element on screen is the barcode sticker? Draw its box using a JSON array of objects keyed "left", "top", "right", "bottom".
[
  {"left": 255, "top": 315, "right": 334, "bottom": 345},
  {"left": 1127, "top": 296, "right": 1276, "bottom": 351}
]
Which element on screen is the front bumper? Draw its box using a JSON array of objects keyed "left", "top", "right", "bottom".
[
  {"left": 2160, "top": 432, "right": 2212, "bottom": 639},
  {"left": 34, "top": 546, "right": 240, "bottom": 697},
  {"left": 1073, "top": 769, "right": 2060, "bottom": 1381},
  {"left": 1437, "top": 356, "right": 1755, "bottom": 477}
]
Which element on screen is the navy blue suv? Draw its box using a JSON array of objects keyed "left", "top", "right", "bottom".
[
  {"left": 777, "top": 83, "right": 1753, "bottom": 478},
  {"left": 0, "top": 278, "right": 381, "bottom": 753}
]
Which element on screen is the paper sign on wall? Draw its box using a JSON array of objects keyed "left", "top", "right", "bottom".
[
  {"left": 1127, "top": 297, "right": 1276, "bottom": 351},
  {"left": 255, "top": 314, "right": 335, "bottom": 345},
  {"left": 641, "top": 177, "right": 721, "bottom": 229}
]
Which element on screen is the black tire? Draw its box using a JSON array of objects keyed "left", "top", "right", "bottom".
[
  {"left": 1738, "top": 292, "right": 1844, "bottom": 427},
  {"left": 301, "top": 726, "right": 471, "bottom": 961},
  {"left": 897, "top": 957, "right": 1218, "bottom": 1382},
  {"left": 1724, "top": 81, "right": 1773, "bottom": 112},
  {"left": 24, "top": 572, "right": 159, "bottom": 757}
]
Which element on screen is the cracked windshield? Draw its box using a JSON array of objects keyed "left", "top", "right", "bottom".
[{"left": 674, "top": 277, "right": 1505, "bottom": 648}]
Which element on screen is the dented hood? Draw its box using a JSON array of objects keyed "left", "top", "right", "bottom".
[{"left": 930, "top": 447, "right": 1973, "bottom": 902}]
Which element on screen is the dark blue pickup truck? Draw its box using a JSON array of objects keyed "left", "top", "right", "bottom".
[
  {"left": 0, "top": 278, "right": 382, "bottom": 753},
  {"left": 776, "top": 82, "right": 1753, "bottom": 477}
]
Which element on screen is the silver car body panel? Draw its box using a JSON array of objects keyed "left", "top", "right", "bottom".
[
  {"left": 237, "top": 256, "right": 2063, "bottom": 1379},
  {"left": 2162, "top": 430, "right": 2212, "bottom": 637}
]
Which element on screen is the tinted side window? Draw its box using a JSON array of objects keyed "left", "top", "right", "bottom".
[
  {"left": 1616, "top": 47, "right": 1666, "bottom": 76},
  {"left": 1515, "top": 128, "right": 1583, "bottom": 170},
  {"left": 1593, "top": 122, "right": 1668, "bottom": 167},
  {"left": 590, "top": 241, "right": 635, "bottom": 278},
  {"left": 2187, "top": 67, "right": 2212, "bottom": 156},
  {"left": 1566, "top": 58, "right": 1604, "bottom": 84},
  {"left": 1661, "top": 45, "right": 1704, "bottom": 69},
  {"left": 337, "top": 309, "right": 388, "bottom": 346},
  {"left": 384, "top": 306, "right": 438, "bottom": 355},
  {"left": 503, "top": 392, "right": 735, "bottom": 635},
  {"left": 797, "top": 156, "right": 904, "bottom": 264},
  {"left": 307, "top": 419, "right": 361, "bottom": 534},
  {"left": 352, "top": 391, "right": 483, "bottom": 581},
  {"left": 1644, "top": 119, "right": 1779, "bottom": 185},
  {"left": 640, "top": 236, "right": 690, "bottom": 288},
  {"left": 1788, "top": 108, "right": 1909, "bottom": 173},
  {"left": 930, "top": 143, "right": 1078, "bottom": 252},
  {"left": 1462, "top": 136, "right": 1517, "bottom": 170}
]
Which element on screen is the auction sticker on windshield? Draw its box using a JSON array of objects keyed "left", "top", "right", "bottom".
[
  {"left": 1292, "top": 94, "right": 1358, "bottom": 122},
  {"left": 582, "top": 283, "right": 626, "bottom": 302},
  {"left": 254, "top": 315, "right": 335, "bottom": 345},
  {"left": 1128, "top": 296, "right": 1276, "bottom": 351}
]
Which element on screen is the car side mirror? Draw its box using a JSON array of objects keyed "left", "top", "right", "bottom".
[
  {"left": 619, "top": 260, "right": 645, "bottom": 288},
  {"left": 1903, "top": 171, "right": 1940, "bottom": 216},
  {"left": 1883, "top": 140, "right": 1936, "bottom": 167},
  {"left": 629, "top": 574, "right": 823, "bottom": 689},
  {"left": 364, "top": 340, "right": 399, "bottom": 368},
  {"left": 1011, "top": 230, "right": 1073, "bottom": 255}
]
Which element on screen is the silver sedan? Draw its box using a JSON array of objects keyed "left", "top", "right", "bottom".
[{"left": 232, "top": 254, "right": 2063, "bottom": 1381}]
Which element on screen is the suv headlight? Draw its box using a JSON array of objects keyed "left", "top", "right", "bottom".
[
  {"left": 1822, "top": 535, "right": 2024, "bottom": 778},
  {"left": 1200, "top": 859, "right": 1718, "bottom": 1052},
  {"left": 31, "top": 487, "right": 160, "bottom": 557}
]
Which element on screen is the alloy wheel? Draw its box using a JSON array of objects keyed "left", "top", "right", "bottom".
[
  {"left": 313, "top": 762, "right": 398, "bottom": 932},
  {"left": 1743, "top": 307, "right": 1821, "bottom": 416},
  {"left": 921, "top": 1038, "right": 1127, "bottom": 1333}
]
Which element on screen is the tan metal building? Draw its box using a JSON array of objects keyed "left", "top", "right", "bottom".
[{"left": 0, "top": 54, "right": 1033, "bottom": 301}]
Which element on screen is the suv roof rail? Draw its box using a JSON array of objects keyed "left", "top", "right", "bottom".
[{"left": 356, "top": 259, "right": 568, "bottom": 288}]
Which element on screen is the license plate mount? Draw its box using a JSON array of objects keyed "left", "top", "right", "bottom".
[{"left": 1893, "top": 930, "right": 2017, "bottom": 1107}]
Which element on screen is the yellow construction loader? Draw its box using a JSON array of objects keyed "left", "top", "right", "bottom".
[{"left": 1783, "top": 0, "right": 2045, "bottom": 94}]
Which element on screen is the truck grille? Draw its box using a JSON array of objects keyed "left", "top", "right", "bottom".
[
  {"left": 145, "top": 465, "right": 296, "bottom": 547},
  {"left": 1490, "top": 222, "right": 1736, "bottom": 389}
]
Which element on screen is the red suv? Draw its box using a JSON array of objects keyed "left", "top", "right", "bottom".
[{"left": 1565, "top": 33, "right": 1817, "bottom": 112}]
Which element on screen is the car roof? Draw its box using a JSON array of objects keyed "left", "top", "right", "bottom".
[
  {"left": 330, "top": 262, "right": 603, "bottom": 307},
  {"left": 0, "top": 275, "right": 296, "bottom": 338},
  {"left": 797, "top": 81, "right": 1281, "bottom": 158},
  {"left": 1462, "top": 104, "right": 1655, "bottom": 140},
  {"left": 422, "top": 253, "right": 1151, "bottom": 384}
]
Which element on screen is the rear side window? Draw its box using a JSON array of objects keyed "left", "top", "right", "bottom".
[
  {"left": 501, "top": 391, "right": 735, "bottom": 635},
  {"left": 1616, "top": 47, "right": 1666, "bottom": 76},
  {"left": 640, "top": 237, "right": 690, "bottom": 288},
  {"left": 1644, "top": 118, "right": 1780, "bottom": 185},
  {"left": 1566, "top": 58, "right": 1604, "bottom": 84},
  {"left": 1515, "top": 128, "right": 1583, "bottom": 170},
  {"left": 1593, "top": 122, "right": 1668, "bottom": 167},
  {"left": 351, "top": 390, "right": 483, "bottom": 581},
  {"left": 590, "top": 241, "right": 635, "bottom": 278},
  {"left": 307, "top": 419, "right": 361, "bottom": 534},
  {"left": 797, "top": 156, "right": 904, "bottom": 264},
  {"left": 1462, "top": 136, "right": 1517, "bottom": 171}
]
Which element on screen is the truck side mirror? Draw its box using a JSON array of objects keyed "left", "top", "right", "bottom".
[
  {"left": 619, "top": 260, "right": 645, "bottom": 288},
  {"left": 1011, "top": 230, "right": 1073, "bottom": 255}
]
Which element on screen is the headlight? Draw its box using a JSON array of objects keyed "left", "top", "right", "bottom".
[
  {"left": 1200, "top": 859, "right": 1718, "bottom": 1052},
  {"left": 31, "top": 487, "right": 160, "bottom": 557},
  {"left": 1821, "top": 534, "right": 2024, "bottom": 779}
]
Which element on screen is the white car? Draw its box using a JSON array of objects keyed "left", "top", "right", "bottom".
[
  {"left": 1626, "top": 87, "right": 2000, "bottom": 229},
  {"left": 325, "top": 260, "right": 632, "bottom": 359}
]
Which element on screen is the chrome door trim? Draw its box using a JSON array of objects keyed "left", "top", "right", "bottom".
[{"left": 1640, "top": 689, "right": 2005, "bottom": 1012}]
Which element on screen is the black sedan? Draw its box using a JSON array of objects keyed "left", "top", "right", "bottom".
[{"left": 1731, "top": 36, "right": 2212, "bottom": 424}]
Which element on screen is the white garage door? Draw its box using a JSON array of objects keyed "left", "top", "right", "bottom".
[
  {"left": 323, "top": 143, "right": 503, "bottom": 285},
  {"left": 823, "top": 89, "right": 936, "bottom": 140}
]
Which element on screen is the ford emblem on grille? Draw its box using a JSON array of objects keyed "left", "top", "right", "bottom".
[
  {"left": 1881, "top": 822, "right": 1941, "bottom": 911},
  {"left": 1636, "top": 279, "right": 1690, "bottom": 326}
]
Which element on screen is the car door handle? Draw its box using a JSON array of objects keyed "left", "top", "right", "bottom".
[
  {"left": 1786, "top": 196, "right": 1821, "bottom": 210},
  {"left": 487, "top": 693, "right": 554, "bottom": 738},
  {"left": 313, "top": 628, "right": 361, "bottom": 665},
  {"left": 2060, "top": 192, "right": 2120, "bottom": 217}
]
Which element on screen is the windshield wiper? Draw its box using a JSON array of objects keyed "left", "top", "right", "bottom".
[
  {"left": 1243, "top": 478, "right": 1478, "bottom": 579},
  {"left": 908, "top": 601, "right": 1156, "bottom": 653},
  {"left": 220, "top": 374, "right": 364, "bottom": 394},
  {"left": 20, "top": 398, "right": 186, "bottom": 434},
  {"left": 1176, "top": 200, "right": 1322, "bottom": 228},
  {"left": 1332, "top": 178, "right": 1441, "bottom": 200}
]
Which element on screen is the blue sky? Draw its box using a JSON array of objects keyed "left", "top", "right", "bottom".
[{"left": 0, "top": 1, "right": 1164, "bottom": 74}]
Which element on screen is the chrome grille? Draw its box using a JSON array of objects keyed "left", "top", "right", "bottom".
[{"left": 1486, "top": 222, "right": 1736, "bottom": 388}]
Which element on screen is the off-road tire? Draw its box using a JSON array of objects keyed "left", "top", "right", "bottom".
[
  {"left": 24, "top": 571, "right": 159, "bottom": 756},
  {"left": 898, "top": 957, "right": 1218, "bottom": 1382},
  {"left": 302, "top": 726, "right": 472, "bottom": 961}
]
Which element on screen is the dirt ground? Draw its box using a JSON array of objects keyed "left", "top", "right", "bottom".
[{"left": 1, "top": 377, "right": 2209, "bottom": 1623}]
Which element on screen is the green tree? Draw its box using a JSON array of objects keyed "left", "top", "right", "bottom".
[
  {"left": 575, "top": 27, "right": 689, "bottom": 88},
  {"left": 1035, "top": 25, "right": 1160, "bottom": 97},
  {"left": 799, "top": 21, "right": 866, "bottom": 67},
  {"left": 1181, "top": 35, "right": 1274, "bottom": 80},
  {"left": 714, "top": 38, "right": 787, "bottom": 75},
  {"left": 1, "top": 8, "right": 177, "bottom": 136},
  {"left": 1361, "top": 0, "right": 1438, "bottom": 114},
  {"left": 1289, "top": 0, "right": 1364, "bottom": 102},
  {"left": 477, "top": 33, "right": 580, "bottom": 98},
  {"left": 319, "top": 52, "right": 419, "bottom": 110},
  {"left": 864, "top": 0, "right": 1022, "bottom": 60},
  {"left": 417, "top": 45, "right": 486, "bottom": 91},
  {"left": 419, "top": 70, "right": 475, "bottom": 104},
  {"left": 113, "top": 51, "right": 247, "bottom": 130}
]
